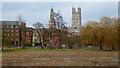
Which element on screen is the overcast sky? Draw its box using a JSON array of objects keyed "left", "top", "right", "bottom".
[{"left": 1, "top": 2, "right": 118, "bottom": 27}]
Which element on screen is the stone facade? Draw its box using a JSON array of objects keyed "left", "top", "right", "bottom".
[
  {"left": 49, "top": 8, "right": 56, "bottom": 28},
  {"left": 71, "top": 7, "right": 81, "bottom": 35},
  {"left": 32, "top": 28, "right": 42, "bottom": 46}
]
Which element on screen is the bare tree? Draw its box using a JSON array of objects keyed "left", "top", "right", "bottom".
[{"left": 17, "top": 14, "right": 26, "bottom": 49}]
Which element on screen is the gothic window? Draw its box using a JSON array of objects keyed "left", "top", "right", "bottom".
[
  {"left": 74, "top": 27, "right": 77, "bottom": 29},
  {"left": 76, "top": 22, "right": 78, "bottom": 24}
]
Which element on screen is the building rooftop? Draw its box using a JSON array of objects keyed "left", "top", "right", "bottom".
[
  {"left": 24, "top": 27, "right": 33, "bottom": 31},
  {"left": 1, "top": 21, "right": 19, "bottom": 26}
]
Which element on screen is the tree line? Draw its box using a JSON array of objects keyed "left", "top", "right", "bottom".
[
  {"left": 79, "top": 17, "right": 118, "bottom": 50},
  {"left": 1, "top": 16, "right": 118, "bottom": 50}
]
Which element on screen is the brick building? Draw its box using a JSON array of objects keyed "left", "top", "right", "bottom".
[
  {"left": 32, "top": 27, "right": 68, "bottom": 48},
  {"left": 1, "top": 21, "right": 20, "bottom": 46},
  {"left": 21, "top": 27, "right": 33, "bottom": 46},
  {"left": 1, "top": 21, "right": 33, "bottom": 47},
  {"left": 19, "top": 22, "right": 33, "bottom": 46}
]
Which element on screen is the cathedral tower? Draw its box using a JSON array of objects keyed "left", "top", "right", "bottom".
[
  {"left": 49, "top": 8, "right": 56, "bottom": 28},
  {"left": 71, "top": 7, "right": 81, "bottom": 35}
]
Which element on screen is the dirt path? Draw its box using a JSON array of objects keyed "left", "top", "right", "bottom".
[{"left": 2, "top": 50, "right": 118, "bottom": 66}]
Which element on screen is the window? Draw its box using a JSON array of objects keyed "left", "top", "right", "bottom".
[
  {"left": 24, "top": 31, "right": 26, "bottom": 33},
  {"left": 29, "top": 39, "right": 31, "bottom": 41},
  {"left": 4, "top": 34, "right": 6, "bottom": 36},
  {"left": 4, "top": 29, "right": 6, "bottom": 32},
  {"left": 2, "top": 26, "right": 4, "bottom": 28},
  {"left": 34, "top": 34, "right": 37, "bottom": 37},
  {"left": 24, "top": 35, "right": 26, "bottom": 38},
  {"left": 35, "top": 39, "right": 37, "bottom": 42},
  {"left": 16, "top": 39, "right": 19, "bottom": 41},
  {"left": 11, "top": 30, "right": 13, "bottom": 32},
  {"left": 15, "top": 26, "right": 19, "bottom": 28},
  {"left": 6, "top": 26, "right": 9, "bottom": 28},
  {"left": 7, "top": 30, "right": 9, "bottom": 32},
  {"left": 45, "top": 40, "right": 49, "bottom": 42},
  {"left": 27, "top": 32, "right": 29, "bottom": 34},
  {"left": 16, "top": 34, "right": 19, "bottom": 36},
  {"left": 11, "top": 26, "right": 14, "bottom": 28},
  {"left": 8, "top": 34, "right": 9, "bottom": 36},
  {"left": 74, "top": 27, "right": 77, "bottom": 29},
  {"left": 11, "top": 34, "right": 14, "bottom": 36},
  {"left": 76, "top": 22, "right": 77, "bottom": 24},
  {"left": 74, "top": 16, "right": 76, "bottom": 18},
  {"left": 12, "top": 41, "right": 14, "bottom": 44},
  {"left": 16, "top": 30, "right": 18, "bottom": 32},
  {"left": 16, "top": 41, "right": 18, "bottom": 44}
]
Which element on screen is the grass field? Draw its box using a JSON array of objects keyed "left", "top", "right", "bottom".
[{"left": 2, "top": 48, "right": 118, "bottom": 66}]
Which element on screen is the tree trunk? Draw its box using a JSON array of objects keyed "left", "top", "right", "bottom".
[
  {"left": 69, "top": 44, "right": 73, "bottom": 49},
  {"left": 100, "top": 45, "right": 103, "bottom": 50},
  {"left": 2, "top": 47, "right": 3, "bottom": 51},
  {"left": 70, "top": 46, "right": 73, "bottom": 49},
  {"left": 21, "top": 45, "right": 25, "bottom": 49},
  {"left": 40, "top": 44, "right": 43, "bottom": 49},
  {"left": 112, "top": 45, "right": 114, "bottom": 50}
]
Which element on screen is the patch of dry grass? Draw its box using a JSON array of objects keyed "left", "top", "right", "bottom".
[{"left": 2, "top": 49, "right": 118, "bottom": 66}]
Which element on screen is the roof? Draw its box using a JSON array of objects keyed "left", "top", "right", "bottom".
[
  {"left": 0, "top": 21, "right": 19, "bottom": 26},
  {"left": 24, "top": 27, "right": 33, "bottom": 31}
]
